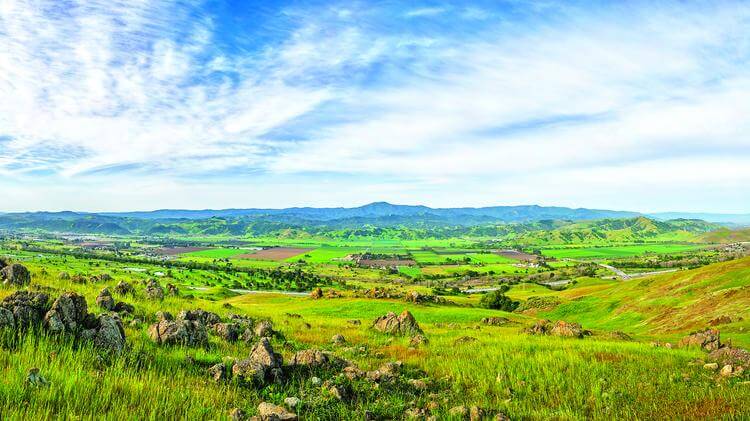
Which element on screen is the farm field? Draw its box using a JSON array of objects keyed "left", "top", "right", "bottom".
[{"left": 540, "top": 243, "right": 706, "bottom": 259}]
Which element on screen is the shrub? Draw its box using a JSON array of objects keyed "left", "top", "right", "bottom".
[{"left": 479, "top": 290, "right": 519, "bottom": 311}]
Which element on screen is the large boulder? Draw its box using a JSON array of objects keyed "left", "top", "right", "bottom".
[
  {"left": 96, "top": 288, "right": 115, "bottom": 311},
  {"left": 550, "top": 320, "right": 584, "bottom": 338},
  {"left": 177, "top": 309, "right": 221, "bottom": 326},
  {"left": 44, "top": 292, "right": 91, "bottom": 334},
  {"left": 1, "top": 291, "right": 50, "bottom": 330},
  {"left": 232, "top": 338, "right": 283, "bottom": 386},
  {"left": 148, "top": 319, "right": 208, "bottom": 347},
  {"left": 678, "top": 328, "right": 721, "bottom": 351},
  {"left": 708, "top": 347, "right": 750, "bottom": 368},
  {"left": 144, "top": 279, "right": 164, "bottom": 301},
  {"left": 289, "top": 349, "right": 332, "bottom": 367},
  {"left": 1, "top": 263, "right": 31, "bottom": 287},
  {"left": 0, "top": 307, "right": 15, "bottom": 330},
  {"left": 81, "top": 314, "right": 126, "bottom": 353},
  {"left": 114, "top": 281, "right": 135, "bottom": 296},
  {"left": 257, "top": 402, "right": 297, "bottom": 421},
  {"left": 254, "top": 320, "right": 275, "bottom": 337},
  {"left": 372, "top": 310, "right": 423, "bottom": 336}
]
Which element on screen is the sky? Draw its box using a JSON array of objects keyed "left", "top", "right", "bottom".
[{"left": 0, "top": 0, "right": 749, "bottom": 213}]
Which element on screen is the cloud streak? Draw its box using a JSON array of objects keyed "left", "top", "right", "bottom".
[{"left": 0, "top": 1, "right": 748, "bottom": 212}]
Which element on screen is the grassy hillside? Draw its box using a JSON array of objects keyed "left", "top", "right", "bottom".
[
  {"left": 533, "top": 256, "right": 750, "bottom": 345},
  {"left": 699, "top": 227, "right": 750, "bottom": 243}
]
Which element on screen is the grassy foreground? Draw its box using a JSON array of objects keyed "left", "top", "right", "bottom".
[{"left": 0, "top": 257, "right": 749, "bottom": 419}]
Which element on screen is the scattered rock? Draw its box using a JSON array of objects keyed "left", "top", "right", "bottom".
[
  {"left": 232, "top": 338, "right": 283, "bottom": 386},
  {"left": 608, "top": 331, "right": 632, "bottom": 341},
  {"left": 331, "top": 334, "right": 346, "bottom": 346},
  {"left": 114, "top": 281, "right": 135, "bottom": 296},
  {"left": 409, "top": 334, "right": 429, "bottom": 347},
  {"left": 709, "top": 315, "right": 742, "bottom": 326},
  {"left": 453, "top": 336, "right": 477, "bottom": 345},
  {"left": 678, "top": 328, "right": 721, "bottom": 351},
  {"left": 25, "top": 367, "right": 48, "bottom": 387},
  {"left": 254, "top": 320, "right": 274, "bottom": 337},
  {"left": 703, "top": 363, "right": 719, "bottom": 370},
  {"left": 96, "top": 288, "right": 115, "bottom": 311},
  {"left": 347, "top": 319, "right": 361, "bottom": 326},
  {"left": 208, "top": 363, "right": 228, "bottom": 382},
  {"left": 310, "top": 288, "right": 323, "bottom": 299},
  {"left": 84, "top": 314, "right": 126, "bottom": 353},
  {"left": 1, "top": 291, "right": 50, "bottom": 330},
  {"left": 708, "top": 347, "right": 750, "bottom": 367},
  {"left": 113, "top": 302, "right": 134, "bottom": 314},
  {"left": 720, "top": 365, "right": 734, "bottom": 377},
  {"left": 310, "top": 376, "right": 321, "bottom": 386},
  {"left": 257, "top": 402, "right": 297, "bottom": 421},
  {"left": 166, "top": 283, "right": 179, "bottom": 296},
  {"left": 44, "top": 292, "right": 91, "bottom": 334},
  {"left": 148, "top": 318, "right": 208, "bottom": 347},
  {"left": 327, "top": 384, "right": 348, "bottom": 401},
  {"left": 178, "top": 309, "right": 221, "bottom": 327},
  {"left": 285, "top": 313, "right": 302, "bottom": 319},
  {"left": 524, "top": 319, "right": 551, "bottom": 335},
  {"left": 290, "top": 349, "right": 335, "bottom": 367},
  {"left": 156, "top": 311, "right": 173, "bottom": 321},
  {"left": 1, "top": 263, "right": 31, "bottom": 287},
  {"left": 228, "top": 407, "right": 246, "bottom": 421},
  {"left": 144, "top": 279, "right": 164, "bottom": 301},
  {"left": 372, "top": 310, "right": 423, "bottom": 336},
  {"left": 549, "top": 320, "right": 583, "bottom": 338},
  {"left": 482, "top": 317, "right": 511, "bottom": 326}
]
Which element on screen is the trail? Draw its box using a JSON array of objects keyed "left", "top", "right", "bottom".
[{"left": 187, "top": 286, "right": 309, "bottom": 297}]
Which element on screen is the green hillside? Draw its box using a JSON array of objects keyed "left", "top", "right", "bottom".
[{"left": 699, "top": 227, "right": 750, "bottom": 244}]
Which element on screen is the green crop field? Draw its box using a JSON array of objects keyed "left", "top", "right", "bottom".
[{"left": 541, "top": 243, "right": 705, "bottom": 259}]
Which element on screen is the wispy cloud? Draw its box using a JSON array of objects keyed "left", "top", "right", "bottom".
[{"left": 0, "top": 1, "right": 749, "bottom": 211}]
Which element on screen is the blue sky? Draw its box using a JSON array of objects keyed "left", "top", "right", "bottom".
[{"left": 0, "top": 0, "right": 749, "bottom": 212}]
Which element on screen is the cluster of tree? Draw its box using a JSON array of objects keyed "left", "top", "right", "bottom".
[{"left": 479, "top": 286, "right": 520, "bottom": 311}]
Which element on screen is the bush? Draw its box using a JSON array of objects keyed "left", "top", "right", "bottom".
[{"left": 479, "top": 290, "right": 519, "bottom": 311}]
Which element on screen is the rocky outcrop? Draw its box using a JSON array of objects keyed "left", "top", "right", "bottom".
[
  {"left": 232, "top": 338, "right": 283, "bottom": 386},
  {"left": 289, "top": 349, "right": 332, "bottom": 367},
  {"left": 372, "top": 310, "right": 423, "bottom": 336},
  {"left": 1, "top": 263, "right": 31, "bottom": 287},
  {"left": 409, "top": 334, "right": 429, "bottom": 347},
  {"left": 254, "top": 320, "right": 274, "bottom": 337},
  {"left": 257, "top": 402, "right": 297, "bottom": 421},
  {"left": 310, "top": 288, "right": 323, "bottom": 299},
  {"left": 114, "top": 281, "right": 135, "bottom": 296},
  {"left": 208, "top": 363, "right": 228, "bottom": 382},
  {"left": 708, "top": 347, "right": 750, "bottom": 367},
  {"left": 44, "top": 292, "right": 91, "bottom": 334},
  {"left": 81, "top": 314, "right": 126, "bottom": 353},
  {"left": 678, "top": 328, "right": 721, "bottom": 351},
  {"left": 96, "top": 288, "right": 115, "bottom": 311},
  {"left": 1, "top": 291, "right": 50, "bottom": 330},
  {"left": 144, "top": 279, "right": 164, "bottom": 301},
  {"left": 331, "top": 334, "right": 346, "bottom": 346},
  {"left": 148, "top": 318, "right": 208, "bottom": 347},
  {"left": 482, "top": 317, "right": 511, "bottom": 326},
  {"left": 549, "top": 320, "right": 584, "bottom": 338},
  {"left": 177, "top": 309, "right": 221, "bottom": 326}
]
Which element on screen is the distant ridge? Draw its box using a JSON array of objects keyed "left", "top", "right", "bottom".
[{"left": 97, "top": 202, "right": 640, "bottom": 222}]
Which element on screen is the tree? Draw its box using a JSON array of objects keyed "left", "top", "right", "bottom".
[{"left": 479, "top": 289, "right": 519, "bottom": 312}]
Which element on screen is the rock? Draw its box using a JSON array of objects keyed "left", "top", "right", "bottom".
[
  {"left": 232, "top": 338, "right": 283, "bottom": 386},
  {"left": 113, "top": 302, "right": 134, "bottom": 314},
  {"left": 285, "top": 313, "right": 302, "bottom": 319},
  {"left": 96, "top": 288, "right": 115, "bottom": 311},
  {"left": 310, "top": 288, "right": 323, "bottom": 299},
  {"left": 177, "top": 309, "right": 221, "bottom": 326},
  {"left": 331, "top": 334, "right": 346, "bottom": 345},
  {"left": 166, "top": 283, "right": 179, "bottom": 296},
  {"left": 703, "top": 363, "right": 719, "bottom": 370},
  {"left": 86, "top": 314, "right": 126, "bottom": 353},
  {"left": 25, "top": 367, "right": 48, "bottom": 387},
  {"left": 678, "top": 328, "right": 722, "bottom": 351},
  {"left": 290, "top": 349, "right": 330, "bottom": 367},
  {"left": 482, "top": 317, "right": 511, "bottom": 326},
  {"left": 453, "top": 336, "right": 477, "bottom": 345},
  {"left": 156, "top": 311, "right": 173, "bottom": 321},
  {"left": 208, "top": 363, "right": 228, "bottom": 382},
  {"left": 144, "top": 279, "right": 164, "bottom": 301},
  {"left": 720, "top": 365, "right": 734, "bottom": 377},
  {"left": 44, "top": 292, "right": 90, "bottom": 334},
  {"left": 1, "top": 263, "right": 31, "bottom": 286},
  {"left": 708, "top": 347, "right": 750, "bottom": 367},
  {"left": 0, "top": 307, "right": 15, "bottom": 330},
  {"left": 148, "top": 319, "right": 208, "bottom": 347},
  {"left": 525, "top": 319, "right": 551, "bottom": 335},
  {"left": 409, "top": 334, "right": 429, "bottom": 347},
  {"left": 408, "top": 378, "right": 428, "bottom": 390},
  {"left": 114, "top": 281, "right": 135, "bottom": 296},
  {"left": 372, "top": 310, "right": 423, "bottom": 336},
  {"left": 469, "top": 406, "right": 485, "bottom": 421},
  {"left": 214, "top": 323, "right": 243, "bottom": 342},
  {"left": 254, "top": 320, "right": 274, "bottom": 337},
  {"left": 284, "top": 397, "right": 301, "bottom": 409},
  {"left": 257, "top": 402, "right": 297, "bottom": 421},
  {"left": 1, "top": 291, "right": 50, "bottom": 330},
  {"left": 58, "top": 272, "right": 70, "bottom": 280},
  {"left": 549, "top": 320, "right": 584, "bottom": 338},
  {"left": 310, "top": 376, "right": 321, "bottom": 386},
  {"left": 608, "top": 331, "right": 632, "bottom": 341},
  {"left": 709, "top": 315, "right": 741, "bottom": 326},
  {"left": 347, "top": 319, "right": 361, "bottom": 326},
  {"left": 228, "top": 407, "right": 246, "bottom": 421},
  {"left": 327, "top": 384, "right": 348, "bottom": 401},
  {"left": 342, "top": 365, "right": 365, "bottom": 380}
]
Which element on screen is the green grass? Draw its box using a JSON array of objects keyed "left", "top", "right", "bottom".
[
  {"left": 181, "top": 248, "right": 250, "bottom": 259},
  {"left": 541, "top": 244, "right": 705, "bottom": 259}
]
